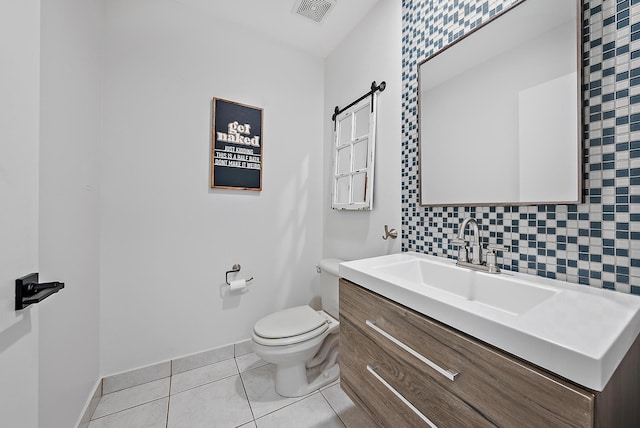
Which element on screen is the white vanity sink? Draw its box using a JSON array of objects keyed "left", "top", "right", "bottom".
[
  {"left": 340, "top": 252, "right": 640, "bottom": 391},
  {"left": 374, "top": 257, "right": 558, "bottom": 315}
]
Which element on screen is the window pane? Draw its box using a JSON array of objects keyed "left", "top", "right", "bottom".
[
  {"left": 335, "top": 176, "right": 350, "bottom": 204},
  {"left": 354, "top": 105, "right": 370, "bottom": 139},
  {"left": 352, "top": 173, "right": 367, "bottom": 203},
  {"left": 338, "top": 115, "right": 352, "bottom": 145},
  {"left": 337, "top": 147, "right": 351, "bottom": 175},
  {"left": 353, "top": 138, "right": 368, "bottom": 170}
]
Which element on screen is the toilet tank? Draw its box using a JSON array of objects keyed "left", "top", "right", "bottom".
[{"left": 318, "top": 258, "right": 343, "bottom": 319}]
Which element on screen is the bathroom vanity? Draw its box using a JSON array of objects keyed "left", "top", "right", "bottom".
[{"left": 338, "top": 253, "right": 640, "bottom": 427}]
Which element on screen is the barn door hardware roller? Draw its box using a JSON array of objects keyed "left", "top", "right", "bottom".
[{"left": 332, "top": 80, "right": 387, "bottom": 125}]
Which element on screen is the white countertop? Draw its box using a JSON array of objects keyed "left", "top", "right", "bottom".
[{"left": 339, "top": 252, "right": 640, "bottom": 391}]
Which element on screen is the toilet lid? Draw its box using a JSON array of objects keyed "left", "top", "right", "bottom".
[{"left": 254, "top": 305, "right": 328, "bottom": 339}]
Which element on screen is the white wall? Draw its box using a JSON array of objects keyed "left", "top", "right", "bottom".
[
  {"left": 0, "top": 1, "right": 41, "bottom": 427},
  {"left": 39, "top": 0, "right": 103, "bottom": 426},
  {"left": 101, "top": 0, "right": 325, "bottom": 375},
  {"left": 323, "top": 0, "right": 402, "bottom": 261}
]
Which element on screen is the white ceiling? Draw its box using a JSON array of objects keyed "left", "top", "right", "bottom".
[{"left": 172, "top": 0, "right": 381, "bottom": 58}]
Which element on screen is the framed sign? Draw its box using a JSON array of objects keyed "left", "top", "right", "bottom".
[{"left": 211, "top": 98, "right": 263, "bottom": 191}]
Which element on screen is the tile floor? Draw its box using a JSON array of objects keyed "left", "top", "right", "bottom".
[{"left": 88, "top": 352, "right": 376, "bottom": 427}]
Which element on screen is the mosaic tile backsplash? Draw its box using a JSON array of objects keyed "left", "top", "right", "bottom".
[{"left": 401, "top": 0, "right": 640, "bottom": 294}]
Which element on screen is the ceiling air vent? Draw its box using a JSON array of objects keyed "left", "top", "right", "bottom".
[{"left": 293, "top": 0, "right": 336, "bottom": 23}]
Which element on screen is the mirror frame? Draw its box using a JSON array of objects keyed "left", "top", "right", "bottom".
[{"left": 417, "top": 0, "right": 583, "bottom": 207}]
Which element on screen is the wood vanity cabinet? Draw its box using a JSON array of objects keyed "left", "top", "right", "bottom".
[{"left": 339, "top": 279, "right": 640, "bottom": 428}]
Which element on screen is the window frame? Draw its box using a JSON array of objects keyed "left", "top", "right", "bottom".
[{"left": 331, "top": 95, "right": 377, "bottom": 211}]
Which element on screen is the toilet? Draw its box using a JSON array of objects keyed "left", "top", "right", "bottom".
[{"left": 251, "top": 259, "right": 342, "bottom": 397}]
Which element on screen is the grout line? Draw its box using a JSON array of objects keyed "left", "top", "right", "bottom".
[
  {"left": 103, "top": 375, "right": 171, "bottom": 396},
  {"left": 89, "top": 397, "right": 168, "bottom": 422},
  {"left": 235, "top": 356, "right": 257, "bottom": 424},
  {"left": 170, "top": 372, "right": 240, "bottom": 396},
  {"left": 173, "top": 355, "right": 237, "bottom": 377},
  {"left": 169, "top": 359, "right": 173, "bottom": 394},
  {"left": 319, "top": 378, "right": 340, "bottom": 392},
  {"left": 169, "top": 355, "right": 242, "bottom": 396},
  {"left": 237, "top": 360, "right": 271, "bottom": 374},
  {"left": 320, "top": 384, "right": 349, "bottom": 428},
  {"left": 253, "top": 390, "right": 321, "bottom": 422},
  {"left": 171, "top": 356, "right": 234, "bottom": 377},
  {"left": 92, "top": 377, "right": 171, "bottom": 420},
  {"left": 165, "top": 361, "right": 172, "bottom": 428}
]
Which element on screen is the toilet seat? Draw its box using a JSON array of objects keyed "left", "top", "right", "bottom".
[{"left": 253, "top": 305, "right": 329, "bottom": 346}]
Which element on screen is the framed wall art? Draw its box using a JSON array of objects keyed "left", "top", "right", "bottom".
[{"left": 211, "top": 98, "right": 263, "bottom": 191}]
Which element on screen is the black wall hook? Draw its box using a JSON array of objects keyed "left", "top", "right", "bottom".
[{"left": 15, "top": 273, "right": 65, "bottom": 311}]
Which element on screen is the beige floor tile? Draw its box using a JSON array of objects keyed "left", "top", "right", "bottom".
[
  {"left": 321, "top": 383, "right": 377, "bottom": 428},
  {"left": 89, "top": 352, "right": 349, "bottom": 427},
  {"left": 88, "top": 398, "right": 168, "bottom": 428},
  {"left": 167, "top": 375, "right": 252, "bottom": 428},
  {"left": 255, "top": 393, "right": 345, "bottom": 428},
  {"left": 171, "top": 358, "right": 238, "bottom": 394},
  {"left": 93, "top": 378, "right": 170, "bottom": 419},
  {"left": 235, "top": 352, "right": 269, "bottom": 372},
  {"left": 240, "top": 363, "right": 308, "bottom": 419}
]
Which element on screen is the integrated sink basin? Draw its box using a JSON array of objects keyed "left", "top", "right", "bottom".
[
  {"left": 339, "top": 252, "right": 640, "bottom": 391},
  {"left": 373, "top": 258, "right": 557, "bottom": 315}
]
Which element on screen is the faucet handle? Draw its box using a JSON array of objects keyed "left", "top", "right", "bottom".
[
  {"left": 452, "top": 238, "right": 469, "bottom": 263},
  {"left": 486, "top": 244, "right": 507, "bottom": 253},
  {"left": 451, "top": 238, "right": 466, "bottom": 246},
  {"left": 485, "top": 245, "right": 507, "bottom": 273}
]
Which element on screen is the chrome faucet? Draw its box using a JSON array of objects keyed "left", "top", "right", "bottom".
[
  {"left": 456, "top": 217, "right": 482, "bottom": 265},
  {"left": 453, "top": 217, "right": 504, "bottom": 274}
]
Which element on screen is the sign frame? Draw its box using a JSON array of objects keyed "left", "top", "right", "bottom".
[{"left": 211, "top": 98, "right": 263, "bottom": 191}]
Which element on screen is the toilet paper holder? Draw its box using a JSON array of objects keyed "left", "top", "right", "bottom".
[{"left": 225, "top": 264, "right": 253, "bottom": 285}]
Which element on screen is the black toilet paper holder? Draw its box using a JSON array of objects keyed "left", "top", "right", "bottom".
[{"left": 225, "top": 264, "right": 253, "bottom": 285}]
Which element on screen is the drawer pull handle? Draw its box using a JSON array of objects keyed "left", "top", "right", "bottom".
[
  {"left": 367, "top": 364, "right": 438, "bottom": 428},
  {"left": 366, "top": 320, "right": 458, "bottom": 381}
]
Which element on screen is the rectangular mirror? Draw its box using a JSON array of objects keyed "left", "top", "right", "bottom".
[{"left": 418, "top": 0, "right": 581, "bottom": 206}]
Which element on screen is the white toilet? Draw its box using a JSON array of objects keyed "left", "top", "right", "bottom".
[{"left": 251, "top": 259, "right": 342, "bottom": 397}]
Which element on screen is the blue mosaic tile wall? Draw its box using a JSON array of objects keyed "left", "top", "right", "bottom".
[{"left": 401, "top": 0, "right": 640, "bottom": 294}]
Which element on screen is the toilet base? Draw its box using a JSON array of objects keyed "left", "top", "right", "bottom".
[
  {"left": 252, "top": 310, "right": 340, "bottom": 398},
  {"left": 275, "top": 362, "right": 340, "bottom": 398}
]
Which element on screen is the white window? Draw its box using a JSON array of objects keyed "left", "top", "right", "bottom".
[{"left": 332, "top": 95, "right": 377, "bottom": 210}]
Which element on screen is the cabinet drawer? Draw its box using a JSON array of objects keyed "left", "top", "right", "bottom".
[
  {"left": 341, "top": 318, "right": 496, "bottom": 427},
  {"left": 340, "top": 279, "right": 595, "bottom": 428}
]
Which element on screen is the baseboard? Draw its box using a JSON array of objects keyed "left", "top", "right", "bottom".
[
  {"left": 101, "top": 339, "right": 252, "bottom": 394},
  {"left": 76, "top": 378, "right": 102, "bottom": 428}
]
